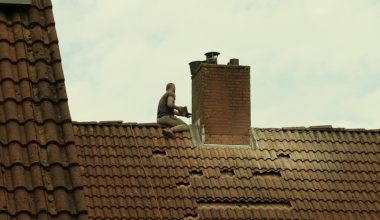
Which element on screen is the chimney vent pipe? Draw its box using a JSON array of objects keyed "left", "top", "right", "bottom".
[
  {"left": 205, "top": 51, "right": 220, "bottom": 64},
  {"left": 229, "top": 58, "right": 239, "bottom": 65}
]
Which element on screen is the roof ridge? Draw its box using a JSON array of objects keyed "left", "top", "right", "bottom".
[
  {"left": 72, "top": 121, "right": 166, "bottom": 127},
  {"left": 72, "top": 121, "right": 380, "bottom": 132},
  {"left": 254, "top": 125, "right": 380, "bottom": 132}
]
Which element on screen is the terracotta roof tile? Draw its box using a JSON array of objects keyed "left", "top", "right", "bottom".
[
  {"left": 0, "top": 1, "right": 87, "bottom": 219},
  {"left": 73, "top": 123, "right": 380, "bottom": 219}
]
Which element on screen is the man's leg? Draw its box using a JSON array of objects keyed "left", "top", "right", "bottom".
[
  {"left": 157, "top": 115, "right": 189, "bottom": 133},
  {"left": 170, "top": 117, "right": 189, "bottom": 132},
  {"left": 157, "top": 115, "right": 177, "bottom": 127}
]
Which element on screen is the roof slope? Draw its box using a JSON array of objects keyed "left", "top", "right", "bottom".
[
  {"left": 73, "top": 122, "right": 380, "bottom": 220},
  {"left": 0, "top": 1, "right": 87, "bottom": 219}
]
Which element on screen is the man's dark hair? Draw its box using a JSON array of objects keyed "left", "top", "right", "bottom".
[{"left": 166, "top": 83, "right": 175, "bottom": 91}]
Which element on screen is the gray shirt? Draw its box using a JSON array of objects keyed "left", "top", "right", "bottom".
[{"left": 157, "top": 92, "right": 176, "bottom": 119}]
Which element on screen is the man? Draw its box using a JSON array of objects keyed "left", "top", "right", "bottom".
[{"left": 157, "top": 83, "right": 190, "bottom": 138}]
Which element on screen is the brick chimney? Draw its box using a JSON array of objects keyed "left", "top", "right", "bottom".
[{"left": 189, "top": 52, "right": 251, "bottom": 145}]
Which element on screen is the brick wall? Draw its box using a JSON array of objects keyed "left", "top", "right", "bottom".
[{"left": 192, "top": 63, "right": 251, "bottom": 145}]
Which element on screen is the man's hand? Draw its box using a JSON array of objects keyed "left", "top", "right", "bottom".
[{"left": 174, "top": 109, "right": 180, "bottom": 115}]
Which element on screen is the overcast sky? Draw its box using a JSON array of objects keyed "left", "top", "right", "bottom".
[{"left": 52, "top": 0, "right": 380, "bottom": 129}]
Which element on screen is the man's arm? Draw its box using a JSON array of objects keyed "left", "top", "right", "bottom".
[
  {"left": 167, "top": 95, "right": 180, "bottom": 110},
  {"left": 167, "top": 96, "right": 192, "bottom": 118}
]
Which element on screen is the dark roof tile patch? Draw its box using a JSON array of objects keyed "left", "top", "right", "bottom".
[{"left": 74, "top": 122, "right": 380, "bottom": 219}]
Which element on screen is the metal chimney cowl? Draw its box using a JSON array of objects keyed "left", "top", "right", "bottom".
[{"left": 204, "top": 51, "right": 220, "bottom": 64}]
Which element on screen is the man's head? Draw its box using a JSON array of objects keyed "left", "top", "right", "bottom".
[{"left": 166, "top": 83, "right": 176, "bottom": 93}]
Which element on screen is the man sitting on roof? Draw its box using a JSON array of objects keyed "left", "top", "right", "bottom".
[{"left": 157, "top": 83, "right": 191, "bottom": 138}]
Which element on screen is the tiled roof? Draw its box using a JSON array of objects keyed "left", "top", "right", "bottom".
[
  {"left": 0, "top": 1, "right": 87, "bottom": 219},
  {"left": 73, "top": 122, "right": 380, "bottom": 220},
  {"left": 2, "top": 1, "right": 379, "bottom": 220}
]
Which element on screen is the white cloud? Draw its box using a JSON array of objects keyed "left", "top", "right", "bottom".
[{"left": 52, "top": 0, "right": 380, "bottom": 128}]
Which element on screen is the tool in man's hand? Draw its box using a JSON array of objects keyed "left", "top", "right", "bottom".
[{"left": 178, "top": 106, "right": 192, "bottom": 118}]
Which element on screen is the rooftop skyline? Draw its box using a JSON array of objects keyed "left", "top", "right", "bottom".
[{"left": 53, "top": 0, "right": 380, "bottom": 129}]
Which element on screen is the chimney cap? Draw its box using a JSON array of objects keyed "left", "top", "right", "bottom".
[
  {"left": 189, "top": 61, "right": 202, "bottom": 75},
  {"left": 205, "top": 51, "right": 220, "bottom": 59}
]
